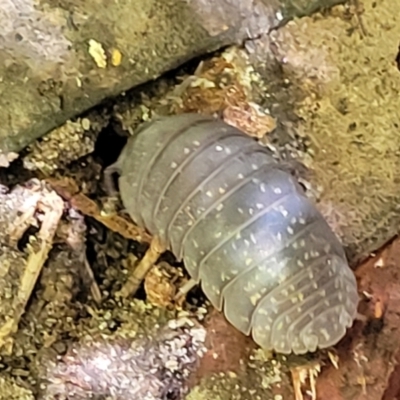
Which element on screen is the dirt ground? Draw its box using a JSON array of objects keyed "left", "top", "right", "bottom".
[{"left": 0, "top": 1, "right": 399, "bottom": 400}]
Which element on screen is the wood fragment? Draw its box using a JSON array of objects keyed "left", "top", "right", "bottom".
[
  {"left": 144, "top": 261, "right": 187, "bottom": 308},
  {"left": 291, "top": 362, "right": 321, "bottom": 400},
  {"left": 47, "top": 177, "right": 152, "bottom": 244},
  {"left": 8, "top": 193, "right": 41, "bottom": 245},
  {"left": 116, "top": 236, "right": 165, "bottom": 298},
  {"left": 0, "top": 184, "right": 64, "bottom": 351},
  {"left": 19, "top": 191, "right": 64, "bottom": 305}
]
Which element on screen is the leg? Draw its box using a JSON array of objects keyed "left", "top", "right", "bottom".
[
  {"left": 116, "top": 236, "right": 165, "bottom": 298},
  {"left": 174, "top": 278, "right": 198, "bottom": 301}
]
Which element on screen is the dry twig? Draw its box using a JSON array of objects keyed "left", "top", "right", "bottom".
[{"left": 116, "top": 236, "right": 165, "bottom": 298}]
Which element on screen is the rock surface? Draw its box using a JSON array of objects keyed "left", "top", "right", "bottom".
[
  {"left": 247, "top": 0, "right": 400, "bottom": 264},
  {"left": 0, "top": 0, "right": 345, "bottom": 159}
]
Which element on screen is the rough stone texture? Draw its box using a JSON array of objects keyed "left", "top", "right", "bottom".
[
  {"left": 278, "top": 0, "right": 345, "bottom": 20},
  {"left": 248, "top": 0, "right": 400, "bottom": 265},
  {"left": 36, "top": 310, "right": 207, "bottom": 400},
  {"left": 0, "top": 0, "right": 345, "bottom": 158}
]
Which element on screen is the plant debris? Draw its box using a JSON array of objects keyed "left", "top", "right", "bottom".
[{"left": 0, "top": 179, "right": 64, "bottom": 352}]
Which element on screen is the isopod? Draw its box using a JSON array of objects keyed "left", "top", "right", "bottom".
[{"left": 106, "top": 113, "right": 359, "bottom": 355}]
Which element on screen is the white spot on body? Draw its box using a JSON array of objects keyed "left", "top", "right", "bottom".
[
  {"left": 320, "top": 329, "right": 330, "bottom": 341},
  {"left": 267, "top": 268, "right": 277, "bottom": 278},
  {"left": 212, "top": 285, "right": 220, "bottom": 295},
  {"left": 216, "top": 203, "right": 224, "bottom": 211},
  {"left": 215, "top": 145, "right": 223, "bottom": 152},
  {"left": 274, "top": 187, "right": 282, "bottom": 194},
  {"left": 279, "top": 207, "right": 288, "bottom": 217},
  {"left": 250, "top": 292, "right": 262, "bottom": 305},
  {"left": 244, "top": 282, "right": 256, "bottom": 292}
]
